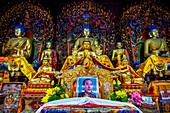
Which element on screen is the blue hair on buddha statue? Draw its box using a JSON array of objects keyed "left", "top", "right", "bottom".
[
  {"left": 149, "top": 25, "right": 159, "bottom": 33},
  {"left": 47, "top": 41, "right": 52, "bottom": 45},
  {"left": 15, "top": 24, "right": 26, "bottom": 34},
  {"left": 82, "top": 24, "right": 91, "bottom": 33}
]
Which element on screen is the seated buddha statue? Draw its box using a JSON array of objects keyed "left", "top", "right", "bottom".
[
  {"left": 136, "top": 25, "right": 170, "bottom": 78},
  {"left": 73, "top": 24, "right": 99, "bottom": 52},
  {"left": 76, "top": 41, "right": 96, "bottom": 68},
  {"left": 40, "top": 41, "right": 57, "bottom": 70},
  {"left": 4, "top": 92, "right": 16, "bottom": 105},
  {"left": 30, "top": 56, "right": 55, "bottom": 84},
  {"left": 111, "top": 42, "right": 129, "bottom": 67},
  {"left": 1, "top": 24, "right": 36, "bottom": 80},
  {"left": 116, "top": 58, "right": 144, "bottom": 84},
  {"left": 60, "top": 25, "right": 113, "bottom": 72}
]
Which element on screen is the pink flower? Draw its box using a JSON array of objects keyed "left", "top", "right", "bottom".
[
  {"left": 136, "top": 102, "right": 141, "bottom": 106},
  {"left": 128, "top": 98, "right": 134, "bottom": 104},
  {"left": 41, "top": 30, "right": 44, "bottom": 33},
  {"left": 161, "top": 31, "right": 165, "bottom": 35},
  {"left": 131, "top": 31, "right": 134, "bottom": 34},
  {"left": 144, "top": 17, "right": 148, "bottom": 20}
]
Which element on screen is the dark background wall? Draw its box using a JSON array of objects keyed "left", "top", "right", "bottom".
[{"left": 0, "top": 0, "right": 169, "bottom": 22}]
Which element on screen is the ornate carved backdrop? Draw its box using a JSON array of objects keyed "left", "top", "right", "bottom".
[
  {"left": 54, "top": 1, "right": 118, "bottom": 69},
  {"left": 0, "top": 2, "right": 54, "bottom": 69},
  {"left": 120, "top": 1, "right": 169, "bottom": 67}
]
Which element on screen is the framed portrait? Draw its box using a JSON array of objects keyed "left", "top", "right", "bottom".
[{"left": 76, "top": 76, "right": 99, "bottom": 98}]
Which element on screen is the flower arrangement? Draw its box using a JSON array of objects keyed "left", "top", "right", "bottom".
[
  {"left": 41, "top": 83, "right": 69, "bottom": 103},
  {"left": 110, "top": 91, "right": 142, "bottom": 107},
  {"left": 110, "top": 90, "right": 130, "bottom": 102},
  {"left": 129, "top": 92, "right": 142, "bottom": 106}
]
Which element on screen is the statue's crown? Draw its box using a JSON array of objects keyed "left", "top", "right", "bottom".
[
  {"left": 149, "top": 25, "right": 159, "bottom": 33},
  {"left": 15, "top": 24, "right": 26, "bottom": 33},
  {"left": 82, "top": 24, "right": 91, "bottom": 33}
]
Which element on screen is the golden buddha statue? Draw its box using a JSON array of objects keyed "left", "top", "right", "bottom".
[
  {"left": 111, "top": 42, "right": 129, "bottom": 67},
  {"left": 30, "top": 56, "right": 55, "bottom": 84},
  {"left": 1, "top": 24, "right": 36, "bottom": 80},
  {"left": 116, "top": 58, "right": 144, "bottom": 84},
  {"left": 60, "top": 25, "right": 113, "bottom": 72},
  {"left": 73, "top": 24, "right": 99, "bottom": 52},
  {"left": 76, "top": 41, "right": 96, "bottom": 68},
  {"left": 136, "top": 25, "right": 170, "bottom": 78},
  {"left": 2, "top": 24, "right": 32, "bottom": 58},
  {"left": 40, "top": 41, "right": 57, "bottom": 70}
]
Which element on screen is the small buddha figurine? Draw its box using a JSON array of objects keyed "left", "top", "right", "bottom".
[
  {"left": 30, "top": 56, "right": 55, "bottom": 84},
  {"left": 136, "top": 25, "right": 170, "bottom": 78},
  {"left": 1, "top": 24, "right": 36, "bottom": 80},
  {"left": 40, "top": 41, "right": 57, "bottom": 70},
  {"left": 73, "top": 24, "right": 99, "bottom": 52},
  {"left": 4, "top": 92, "right": 15, "bottom": 105},
  {"left": 95, "top": 47, "right": 103, "bottom": 62},
  {"left": 117, "top": 58, "right": 144, "bottom": 84},
  {"left": 111, "top": 42, "right": 129, "bottom": 67}
]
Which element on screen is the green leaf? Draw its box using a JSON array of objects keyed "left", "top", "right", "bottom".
[
  {"left": 122, "top": 97, "right": 128, "bottom": 102},
  {"left": 64, "top": 83, "right": 68, "bottom": 86}
]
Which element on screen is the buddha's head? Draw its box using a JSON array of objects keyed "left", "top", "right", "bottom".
[
  {"left": 82, "top": 24, "right": 91, "bottom": 37},
  {"left": 82, "top": 41, "right": 91, "bottom": 50},
  {"left": 15, "top": 24, "right": 26, "bottom": 37},
  {"left": 46, "top": 41, "right": 52, "bottom": 49},
  {"left": 116, "top": 42, "right": 123, "bottom": 49},
  {"left": 121, "top": 58, "right": 128, "bottom": 66},
  {"left": 148, "top": 25, "right": 159, "bottom": 38},
  {"left": 42, "top": 55, "right": 49, "bottom": 66}
]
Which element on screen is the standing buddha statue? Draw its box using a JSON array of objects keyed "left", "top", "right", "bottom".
[
  {"left": 40, "top": 41, "right": 57, "bottom": 70},
  {"left": 111, "top": 42, "right": 129, "bottom": 67}
]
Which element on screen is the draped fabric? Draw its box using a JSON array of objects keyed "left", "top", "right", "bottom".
[
  {"left": 136, "top": 55, "right": 170, "bottom": 78},
  {"left": 3, "top": 56, "right": 36, "bottom": 80}
]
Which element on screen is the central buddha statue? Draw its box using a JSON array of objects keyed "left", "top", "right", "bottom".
[
  {"left": 60, "top": 25, "right": 114, "bottom": 72},
  {"left": 1, "top": 24, "right": 36, "bottom": 80},
  {"left": 73, "top": 24, "right": 99, "bottom": 52}
]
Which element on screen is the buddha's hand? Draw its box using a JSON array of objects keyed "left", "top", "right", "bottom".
[{"left": 72, "top": 50, "right": 78, "bottom": 55}]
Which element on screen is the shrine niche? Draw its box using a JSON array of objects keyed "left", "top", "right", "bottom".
[
  {"left": 120, "top": 1, "right": 169, "bottom": 65},
  {"left": 0, "top": 2, "right": 54, "bottom": 70},
  {"left": 120, "top": 1, "right": 170, "bottom": 80},
  {"left": 55, "top": 1, "right": 117, "bottom": 69}
]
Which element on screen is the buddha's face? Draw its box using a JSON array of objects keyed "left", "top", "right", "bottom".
[
  {"left": 15, "top": 28, "right": 22, "bottom": 37},
  {"left": 46, "top": 42, "right": 52, "bottom": 49},
  {"left": 151, "top": 29, "right": 159, "bottom": 38},
  {"left": 122, "top": 59, "right": 128, "bottom": 66},
  {"left": 83, "top": 28, "right": 90, "bottom": 36},
  {"left": 116, "top": 42, "right": 122, "bottom": 49},
  {"left": 42, "top": 60, "right": 49, "bottom": 66},
  {"left": 83, "top": 42, "right": 91, "bottom": 50}
]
